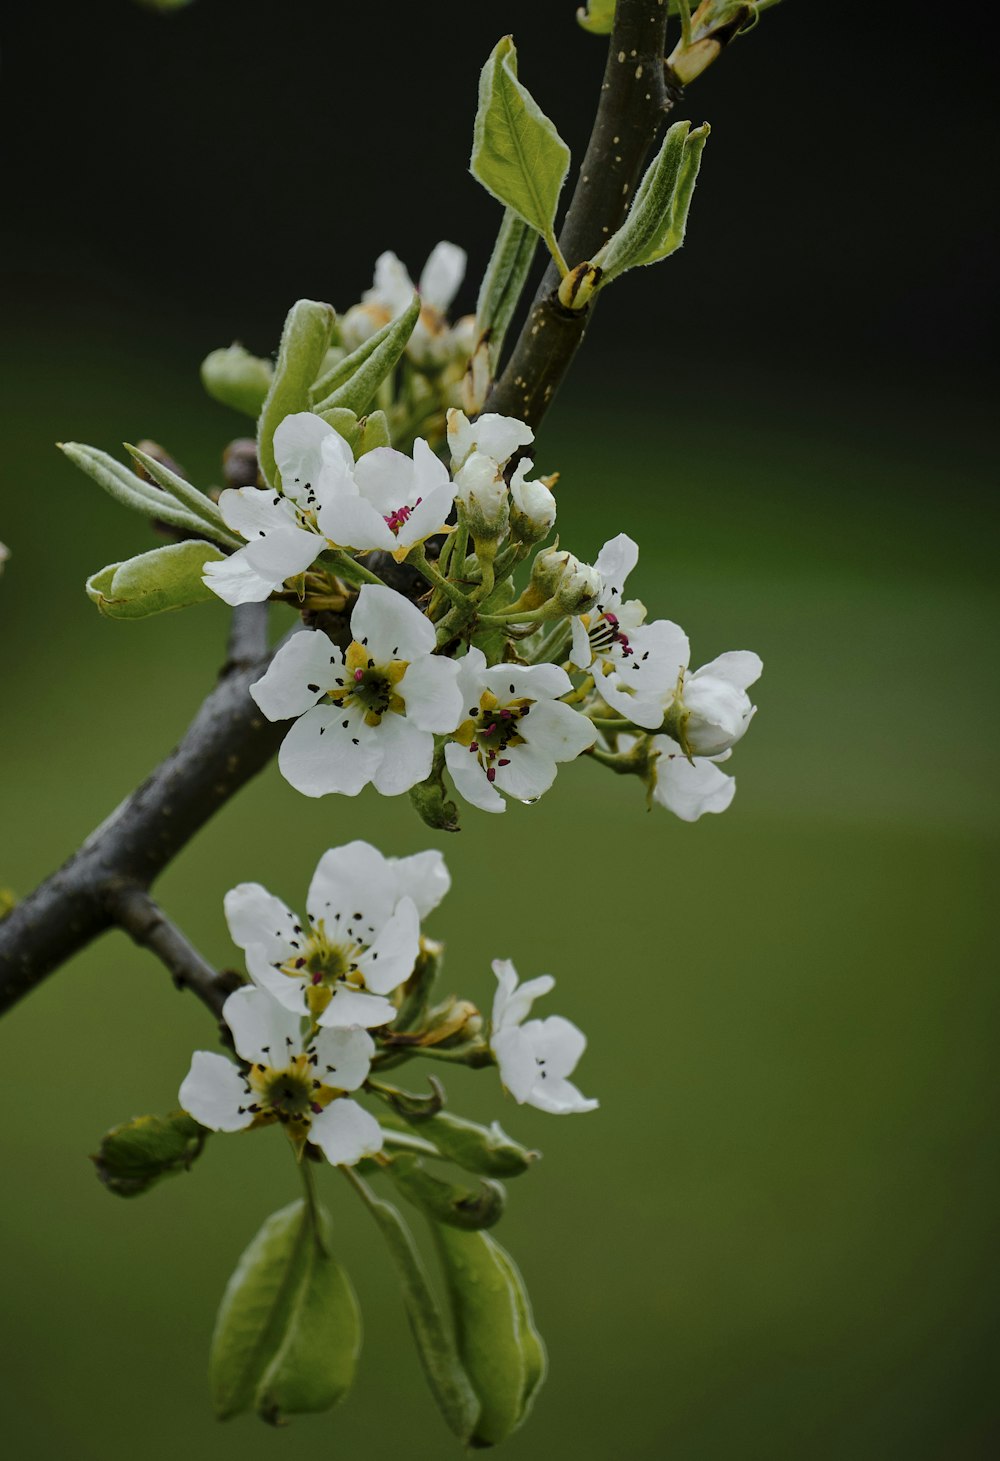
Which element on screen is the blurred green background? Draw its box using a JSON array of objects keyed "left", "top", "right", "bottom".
[{"left": 2, "top": 0, "right": 998, "bottom": 1457}]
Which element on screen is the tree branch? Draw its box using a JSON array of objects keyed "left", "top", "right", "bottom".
[
  {"left": 0, "top": 603, "right": 288, "bottom": 1017},
  {"left": 107, "top": 883, "right": 237, "bottom": 1019},
  {"left": 484, "top": 0, "right": 677, "bottom": 427}
]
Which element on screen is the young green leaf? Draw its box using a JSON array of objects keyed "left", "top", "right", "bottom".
[
  {"left": 387, "top": 1154, "right": 506, "bottom": 1230},
  {"left": 125, "top": 443, "right": 226, "bottom": 527},
  {"left": 475, "top": 208, "right": 539, "bottom": 373},
  {"left": 576, "top": 0, "right": 617, "bottom": 33},
  {"left": 471, "top": 37, "right": 570, "bottom": 269},
  {"left": 401, "top": 1110, "right": 538, "bottom": 1178},
  {"left": 344, "top": 1169, "right": 479, "bottom": 1441},
  {"left": 59, "top": 442, "right": 238, "bottom": 546},
  {"left": 593, "top": 121, "right": 710, "bottom": 283},
  {"left": 433, "top": 1226, "right": 547, "bottom": 1447},
  {"left": 210, "top": 1199, "right": 361, "bottom": 1423},
  {"left": 200, "top": 344, "right": 274, "bottom": 418},
  {"left": 310, "top": 296, "right": 420, "bottom": 417},
  {"left": 257, "top": 299, "right": 336, "bottom": 487},
  {"left": 85, "top": 541, "right": 226, "bottom": 619},
  {"left": 91, "top": 1111, "right": 208, "bottom": 1197}
]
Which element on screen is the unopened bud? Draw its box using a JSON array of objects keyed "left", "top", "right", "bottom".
[
  {"left": 554, "top": 558, "right": 601, "bottom": 615},
  {"left": 557, "top": 260, "right": 602, "bottom": 311},
  {"left": 200, "top": 343, "right": 274, "bottom": 418},
  {"left": 92, "top": 1111, "right": 208, "bottom": 1198},
  {"left": 455, "top": 452, "right": 509, "bottom": 542},
  {"left": 666, "top": 0, "right": 756, "bottom": 86},
  {"left": 509, "top": 459, "right": 556, "bottom": 543}
]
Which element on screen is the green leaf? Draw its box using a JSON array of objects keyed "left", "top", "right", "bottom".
[
  {"left": 91, "top": 1111, "right": 208, "bottom": 1197},
  {"left": 210, "top": 1199, "right": 361, "bottom": 1423},
  {"left": 59, "top": 442, "right": 239, "bottom": 547},
  {"left": 85, "top": 541, "right": 225, "bottom": 619},
  {"left": 125, "top": 443, "right": 226, "bottom": 528},
  {"left": 594, "top": 121, "right": 710, "bottom": 283},
  {"left": 403, "top": 1111, "right": 538, "bottom": 1178},
  {"left": 345, "top": 1170, "right": 479, "bottom": 1441},
  {"left": 388, "top": 1154, "right": 506, "bottom": 1230},
  {"left": 433, "top": 1226, "right": 547, "bottom": 1447},
  {"left": 356, "top": 409, "right": 391, "bottom": 456},
  {"left": 200, "top": 344, "right": 274, "bottom": 418},
  {"left": 310, "top": 297, "right": 420, "bottom": 417},
  {"left": 257, "top": 299, "right": 336, "bottom": 488},
  {"left": 475, "top": 208, "right": 539, "bottom": 373},
  {"left": 471, "top": 37, "right": 570, "bottom": 265}
]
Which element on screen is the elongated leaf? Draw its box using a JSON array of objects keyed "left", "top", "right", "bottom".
[
  {"left": 475, "top": 208, "right": 538, "bottom": 373},
  {"left": 310, "top": 296, "right": 420, "bottom": 416},
  {"left": 471, "top": 37, "right": 570, "bottom": 255},
  {"left": 125, "top": 443, "right": 225, "bottom": 527},
  {"left": 401, "top": 1111, "right": 537, "bottom": 1178},
  {"left": 594, "top": 121, "right": 710, "bottom": 282},
  {"left": 387, "top": 1154, "right": 506, "bottom": 1230},
  {"left": 346, "top": 1170, "right": 479, "bottom": 1441},
  {"left": 433, "top": 1226, "right": 547, "bottom": 1447},
  {"left": 201, "top": 344, "right": 274, "bottom": 418},
  {"left": 210, "top": 1199, "right": 361, "bottom": 1423},
  {"left": 86, "top": 540, "right": 225, "bottom": 619},
  {"left": 257, "top": 299, "right": 336, "bottom": 487},
  {"left": 59, "top": 442, "right": 238, "bottom": 546}
]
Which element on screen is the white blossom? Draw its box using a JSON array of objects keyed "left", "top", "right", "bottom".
[
  {"left": 179, "top": 985, "right": 383, "bottom": 1166},
  {"left": 571, "top": 534, "right": 689, "bottom": 729},
  {"left": 318, "top": 437, "right": 456, "bottom": 561},
  {"left": 203, "top": 413, "right": 354, "bottom": 605},
  {"left": 490, "top": 959, "right": 597, "bottom": 1115},
  {"left": 509, "top": 460, "right": 556, "bottom": 542},
  {"left": 666, "top": 649, "right": 763, "bottom": 756},
  {"left": 444, "top": 648, "right": 596, "bottom": 813},
  {"left": 453, "top": 452, "right": 509, "bottom": 538},
  {"left": 620, "top": 733, "right": 736, "bottom": 821},
  {"left": 341, "top": 243, "right": 468, "bottom": 368},
  {"left": 251, "top": 584, "right": 463, "bottom": 798},
  {"left": 223, "top": 840, "right": 449, "bottom": 1028},
  {"left": 446, "top": 408, "right": 534, "bottom": 473}
]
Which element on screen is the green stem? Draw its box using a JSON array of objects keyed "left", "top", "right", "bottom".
[
  {"left": 299, "top": 1156, "right": 329, "bottom": 1256},
  {"left": 320, "top": 548, "right": 385, "bottom": 587},
  {"left": 529, "top": 621, "right": 572, "bottom": 664},
  {"left": 408, "top": 547, "right": 470, "bottom": 608}
]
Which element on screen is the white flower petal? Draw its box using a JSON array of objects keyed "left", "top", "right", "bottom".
[
  {"left": 519, "top": 699, "right": 597, "bottom": 761},
  {"left": 278, "top": 704, "right": 380, "bottom": 797},
  {"left": 568, "top": 615, "right": 594, "bottom": 671},
  {"left": 399, "top": 654, "right": 463, "bottom": 733},
  {"left": 418, "top": 241, "right": 467, "bottom": 312},
  {"left": 311, "top": 1026, "right": 375, "bottom": 1092},
  {"left": 243, "top": 950, "right": 309, "bottom": 1014},
  {"left": 309, "top": 1098, "right": 384, "bottom": 1167},
  {"left": 317, "top": 987, "right": 398, "bottom": 1028},
  {"left": 593, "top": 533, "right": 639, "bottom": 599},
  {"left": 491, "top": 1027, "right": 539, "bottom": 1103},
  {"left": 355, "top": 895, "right": 420, "bottom": 995},
  {"left": 492, "top": 742, "right": 558, "bottom": 803},
  {"left": 222, "top": 985, "right": 304, "bottom": 1065},
  {"left": 217, "top": 486, "right": 296, "bottom": 540},
  {"left": 482, "top": 662, "right": 572, "bottom": 702},
  {"left": 250, "top": 630, "right": 341, "bottom": 721},
  {"left": 653, "top": 744, "right": 736, "bottom": 821},
  {"left": 224, "top": 882, "right": 300, "bottom": 960},
  {"left": 523, "top": 1074, "right": 599, "bottom": 1116},
  {"left": 491, "top": 958, "right": 555, "bottom": 1031},
  {"left": 398, "top": 482, "right": 456, "bottom": 547},
  {"left": 179, "top": 1051, "right": 252, "bottom": 1132},
  {"left": 274, "top": 411, "right": 340, "bottom": 494},
  {"left": 525, "top": 1014, "right": 587, "bottom": 1080},
  {"left": 318, "top": 495, "right": 396, "bottom": 552},
  {"left": 412, "top": 435, "right": 452, "bottom": 495},
  {"left": 240, "top": 524, "right": 322, "bottom": 582},
  {"left": 351, "top": 584, "right": 436, "bottom": 661},
  {"left": 692, "top": 650, "right": 763, "bottom": 692},
  {"left": 203, "top": 550, "right": 276, "bottom": 606},
  {"left": 368, "top": 715, "right": 435, "bottom": 796},
  {"left": 306, "top": 841, "right": 396, "bottom": 929},
  {"left": 445, "top": 740, "right": 504, "bottom": 812},
  {"left": 366, "top": 251, "right": 415, "bottom": 315},
  {"left": 389, "top": 849, "right": 451, "bottom": 917}
]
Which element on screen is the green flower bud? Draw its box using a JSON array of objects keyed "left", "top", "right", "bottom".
[
  {"left": 387, "top": 1154, "right": 506, "bottom": 1230},
  {"left": 92, "top": 1110, "right": 208, "bottom": 1197},
  {"left": 200, "top": 344, "right": 274, "bottom": 418}
]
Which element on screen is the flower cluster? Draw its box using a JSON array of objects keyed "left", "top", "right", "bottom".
[
  {"left": 179, "top": 843, "right": 596, "bottom": 1169},
  {"left": 200, "top": 399, "right": 761, "bottom": 823}
]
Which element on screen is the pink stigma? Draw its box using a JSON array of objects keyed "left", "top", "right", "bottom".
[{"left": 384, "top": 497, "right": 421, "bottom": 536}]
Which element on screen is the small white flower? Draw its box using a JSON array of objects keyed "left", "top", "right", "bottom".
[
  {"left": 490, "top": 959, "right": 597, "bottom": 1115},
  {"left": 341, "top": 243, "right": 468, "bottom": 368},
  {"left": 571, "top": 534, "right": 689, "bottom": 730},
  {"left": 318, "top": 437, "right": 456, "bottom": 561},
  {"left": 509, "top": 460, "right": 556, "bottom": 542},
  {"left": 620, "top": 732, "right": 736, "bottom": 821},
  {"left": 444, "top": 647, "right": 596, "bottom": 813},
  {"left": 251, "top": 584, "right": 463, "bottom": 798},
  {"left": 446, "top": 408, "right": 534, "bottom": 473},
  {"left": 179, "top": 985, "right": 383, "bottom": 1166},
  {"left": 203, "top": 413, "right": 355, "bottom": 606},
  {"left": 666, "top": 649, "right": 763, "bottom": 756},
  {"left": 453, "top": 451, "right": 509, "bottom": 538},
  {"left": 223, "top": 840, "right": 449, "bottom": 1027}
]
